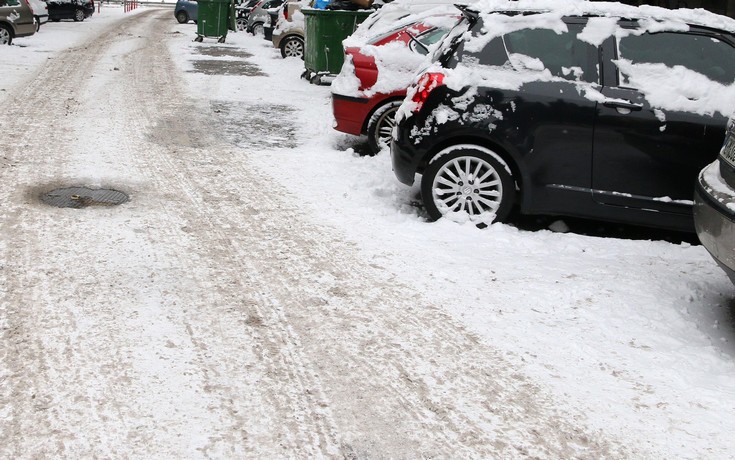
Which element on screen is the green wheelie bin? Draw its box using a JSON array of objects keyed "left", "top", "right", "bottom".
[
  {"left": 302, "top": 8, "right": 373, "bottom": 84},
  {"left": 196, "top": 0, "right": 237, "bottom": 43}
]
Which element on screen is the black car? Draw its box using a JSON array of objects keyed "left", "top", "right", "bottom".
[
  {"left": 391, "top": 1, "right": 735, "bottom": 231},
  {"left": 47, "top": 0, "right": 94, "bottom": 21}
]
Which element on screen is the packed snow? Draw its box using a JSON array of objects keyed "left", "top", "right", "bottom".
[{"left": 2, "top": 2, "right": 735, "bottom": 458}]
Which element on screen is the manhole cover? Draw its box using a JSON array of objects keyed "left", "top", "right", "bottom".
[{"left": 40, "top": 187, "right": 129, "bottom": 208}]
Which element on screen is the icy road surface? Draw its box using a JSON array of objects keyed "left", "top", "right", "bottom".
[{"left": 1, "top": 6, "right": 734, "bottom": 459}]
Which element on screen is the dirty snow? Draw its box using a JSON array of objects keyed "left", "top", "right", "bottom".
[{"left": 1, "top": 3, "right": 735, "bottom": 459}]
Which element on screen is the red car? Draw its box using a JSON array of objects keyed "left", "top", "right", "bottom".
[{"left": 331, "top": 17, "right": 455, "bottom": 154}]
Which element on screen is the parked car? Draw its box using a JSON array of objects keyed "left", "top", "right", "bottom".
[
  {"left": 47, "top": 0, "right": 94, "bottom": 21},
  {"left": 271, "top": 0, "right": 306, "bottom": 58},
  {"left": 247, "top": 0, "right": 283, "bottom": 35},
  {"left": 174, "top": 0, "right": 197, "bottom": 24},
  {"left": 390, "top": 0, "right": 735, "bottom": 230},
  {"left": 263, "top": 5, "right": 278, "bottom": 40},
  {"left": 235, "top": 0, "right": 259, "bottom": 31},
  {"left": 29, "top": 0, "right": 48, "bottom": 31},
  {"left": 695, "top": 121, "right": 735, "bottom": 284},
  {"left": 332, "top": 8, "right": 457, "bottom": 153},
  {"left": 0, "top": 0, "right": 35, "bottom": 45}
]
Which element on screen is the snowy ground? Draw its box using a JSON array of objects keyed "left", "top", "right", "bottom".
[{"left": 2, "top": 5, "right": 735, "bottom": 458}]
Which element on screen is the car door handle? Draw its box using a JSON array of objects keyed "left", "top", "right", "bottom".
[{"left": 602, "top": 99, "right": 643, "bottom": 111}]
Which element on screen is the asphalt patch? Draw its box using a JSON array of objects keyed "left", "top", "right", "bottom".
[
  {"left": 189, "top": 59, "right": 266, "bottom": 77},
  {"left": 195, "top": 47, "right": 253, "bottom": 59},
  {"left": 211, "top": 101, "right": 298, "bottom": 149}
]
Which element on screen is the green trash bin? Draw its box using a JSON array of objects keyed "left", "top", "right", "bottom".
[
  {"left": 302, "top": 8, "right": 373, "bottom": 84},
  {"left": 196, "top": 0, "right": 237, "bottom": 43}
]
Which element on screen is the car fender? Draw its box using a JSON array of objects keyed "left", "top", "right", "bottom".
[
  {"left": 0, "top": 18, "right": 17, "bottom": 35},
  {"left": 421, "top": 133, "right": 528, "bottom": 197}
]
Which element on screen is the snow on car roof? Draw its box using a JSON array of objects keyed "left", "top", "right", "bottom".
[
  {"left": 468, "top": 0, "right": 735, "bottom": 33},
  {"left": 395, "top": 0, "right": 735, "bottom": 124},
  {"left": 347, "top": 0, "right": 463, "bottom": 46}
]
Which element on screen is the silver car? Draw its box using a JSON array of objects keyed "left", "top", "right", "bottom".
[
  {"left": 272, "top": 0, "right": 304, "bottom": 58},
  {"left": 0, "top": 0, "right": 35, "bottom": 45},
  {"left": 694, "top": 120, "right": 735, "bottom": 284},
  {"left": 247, "top": 0, "right": 283, "bottom": 35}
]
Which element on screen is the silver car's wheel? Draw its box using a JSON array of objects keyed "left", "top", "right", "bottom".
[
  {"left": 280, "top": 36, "right": 303, "bottom": 59},
  {"left": 252, "top": 22, "right": 264, "bottom": 36},
  {"left": 74, "top": 8, "right": 85, "bottom": 21},
  {"left": 0, "top": 24, "right": 11, "bottom": 45},
  {"left": 367, "top": 100, "right": 401, "bottom": 154},
  {"left": 421, "top": 147, "right": 515, "bottom": 227}
]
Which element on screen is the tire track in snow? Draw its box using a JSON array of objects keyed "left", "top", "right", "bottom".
[
  {"left": 0, "top": 11, "right": 160, "bottom": 457},
  {"left": 0, "top": 8, "right": 638, "bottom": 459}
]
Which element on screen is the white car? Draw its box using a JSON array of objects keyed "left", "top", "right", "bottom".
[{"left": 28, "top": 0, "right": 48, "bottom": 30}]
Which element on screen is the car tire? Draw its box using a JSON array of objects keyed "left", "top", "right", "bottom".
[
  {"left": 0, "top": 24, "right": 12, "bottom": 45},
  {"left": 176, "top": 11, "right": 188, "bottom": 23},
  {"left": 251, "top": 21, "right": 264, "bottom": 36},
  {"left": 236, "top": 17, "right": 246, "bottom": 31},
  {"left": 421, "top": 146, "right": 516, "bottom": 227},
  {"left": 34, "top": 16, "right": 40, "bottom": 32},
  {"left": 73, "top": 8, "right": 85, "bottom": 21},
  {"left": 367, "top": 100, "right": 402, "bottom": 154},
  {"left": 280, "top": 35, "right": 303, "bottom": 59}
]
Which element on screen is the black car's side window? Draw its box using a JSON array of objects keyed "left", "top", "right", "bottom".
[
  {"left": 618, "top": 32, "right": 735, "bottom": 85},
  {"left": 501, "top": 27, "right": 599, "bottom": 83}
]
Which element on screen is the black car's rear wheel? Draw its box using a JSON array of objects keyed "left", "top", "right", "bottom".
[
  {"left": 0, "top": 24, "right": 12, "bottom": 45},
  {"left": 176, "top": 11, "right": 188, "bottom": 23},
  {"left": 73, "top": 8, "right": 85, "bottom": 21},
  {"left": 280, "top": 35, "right": 303, "bottom": 59},
  {"left": 236, "top": 17, "right": 247, "bottom": 31},
  {"left": 367, "top": 100, "right": 401, "bottom": 154},
  {"left": 421, "top": 146, "right": 516, "bottom": 227}
]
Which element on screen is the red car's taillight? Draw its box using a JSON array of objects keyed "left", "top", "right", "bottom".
[
  {"left": 24, "top": 0, "right": 34, "bottom": 14},
  {"left": 411, "top": 72, "right": 445, "bottom": 113},
  {"left": 283, "top": 5, "right": 289, "bottom": 19}
]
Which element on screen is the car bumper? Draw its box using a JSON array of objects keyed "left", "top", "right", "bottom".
[
  {"left": 14, "top": 21, "right": 36, "bottom": 37},
  {"left": 390, "top": 123, "right": 421, "bottom": 186},
  {"left": 272, "top": 29, "right": 283, "bottom": 47},
  {"left": 332, "top": 93, "right": 372, "bottom": 136},
  {"left": 694, "top": 161, "right": 735, "bottom": 283},
  {"left": 36, "top": 13, "right": 49, "bottom": 25}
]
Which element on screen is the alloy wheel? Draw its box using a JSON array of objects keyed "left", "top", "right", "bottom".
[
  {"left": 0, "top": 26, "right": 10, "bottom": 45},
  {"left": 431, "top": 155, "right": 504, "bottom": 221},
  {"left": 375, "top": 106, "right": 397, "bottom": 149},
  {"left": 282, "top": 37, "right": 303, "bottom": 58}
]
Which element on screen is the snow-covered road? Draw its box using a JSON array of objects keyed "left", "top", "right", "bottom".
[{"left": 1, "top": 6, "right": 734, "bottom": 458}]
